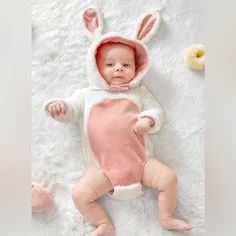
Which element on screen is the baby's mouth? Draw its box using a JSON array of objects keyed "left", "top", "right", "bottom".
[
  {"left": 113, "top": 76, "right": 124, "bottom": 79},
  {"left": 111, "top": 77, "right": 126, "bottom": 85}
]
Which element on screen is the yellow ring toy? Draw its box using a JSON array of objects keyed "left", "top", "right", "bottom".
[{"left": 183, "top": 44, "right": 205, "bottom": 70}]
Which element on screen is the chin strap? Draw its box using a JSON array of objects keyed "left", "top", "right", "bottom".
[{"left": 108, "top": 83, "right": 130, "bottom": 92}]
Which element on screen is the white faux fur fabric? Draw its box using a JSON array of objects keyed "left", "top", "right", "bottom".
[{"left": 32, "top": 0, "right": 205, "bottom": 235}]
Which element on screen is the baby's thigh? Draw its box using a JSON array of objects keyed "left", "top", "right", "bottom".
[
  {"left": 74, "top": 166, "right": 113, "bottom": 198},
  {"left": 141, "top": 158, "right": 176, "bottom": 189}
]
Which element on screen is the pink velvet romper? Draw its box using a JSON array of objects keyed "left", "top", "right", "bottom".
[{"left": 88, "top": 98, "right": 145, "bottom": 188}]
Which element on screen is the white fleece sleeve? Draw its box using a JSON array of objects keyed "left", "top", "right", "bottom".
[
  {"left": 139, "top": 86, "right": 164, "bottom": 134},
  {"left": 44, "top": 89, "right": 85, "bottom": 123}
]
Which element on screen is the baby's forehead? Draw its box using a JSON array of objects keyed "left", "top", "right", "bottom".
[{"left": 97, "top": 42, "right": 134, "bottom": 56}]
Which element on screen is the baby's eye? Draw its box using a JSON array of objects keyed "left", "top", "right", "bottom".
[
  {"left": 105, "top": 63, "right": 115, "bottom": 67},
  {"left": 123, "top": 63, "right": 131, "bottom": 68}
]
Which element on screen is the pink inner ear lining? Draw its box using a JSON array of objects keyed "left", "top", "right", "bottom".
[
  {"left": 137, "top": 13, "right": 158, "bottom": 40},
  {"left": 83, "top": 8, "right": 99, "bottom": 33}
]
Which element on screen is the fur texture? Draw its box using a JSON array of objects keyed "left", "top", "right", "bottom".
[
  {"left": 32, "top": 0, "right": 205, "bottom": 235},
  {"left": 111, "top": 183, "right": 144, "bottom": 201}
]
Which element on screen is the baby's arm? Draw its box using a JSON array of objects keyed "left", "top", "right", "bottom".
[
  {"left": 136, "top": 86, "right": 164, "bottom": 134},
  {"left": 44, "top": 89, "right": 85, "bottom": 123}
]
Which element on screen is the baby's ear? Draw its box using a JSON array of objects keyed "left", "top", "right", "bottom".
[
  {"left": 133, "top": 11, "right": 161, "bottom": 44},
  {"left": 82, "top": 7, "right": 103, "bottom": 39}
]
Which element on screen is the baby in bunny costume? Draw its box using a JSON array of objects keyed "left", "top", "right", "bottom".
[{"left": 45, "top": 7, "right": 192, "bottom": 235}]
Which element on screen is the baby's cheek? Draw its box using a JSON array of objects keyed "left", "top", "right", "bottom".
[
  {"left": 103, "top": 69, "right": 112, "bottom": 82},
  {"left": 129, "top": 68, "right": 136, "bottom": 79}
]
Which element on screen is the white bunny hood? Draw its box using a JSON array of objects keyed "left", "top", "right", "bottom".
[
  {"left": 87, "top": 33, "right": 150, "bottom": 91},
  {"left": 82, "top": 7, "right": 161, "bottom": 91}
]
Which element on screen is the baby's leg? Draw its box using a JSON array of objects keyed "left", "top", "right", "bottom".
[
  {"left": 141, "top": 159, "right": 192, "bottom": 231},
  {"left": 72, "top": 166, "right": 115, "bottom": 236}
]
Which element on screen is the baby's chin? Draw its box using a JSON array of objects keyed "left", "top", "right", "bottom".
[
  {"left": 110, "top": 78, "right": 132, "bottom": 86},
  {"left": 110, "top": 81, "right": 125, "bottom": 86}
]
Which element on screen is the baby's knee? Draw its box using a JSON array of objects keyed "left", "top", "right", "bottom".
[
  {"left": 156, "top": 170, "right": 177, "bottom": 190},
  {"left": 164, "top": 170, "right": 177, "bottom": 188},
  {"left": 72, "top": 183, "right": 96, "bottom": 205},
  {"left": 72, "top": 183, "right": 86, "bottom": 204},
  {"left": 167, "top": 170, "right": 177, "bottom": 184}
]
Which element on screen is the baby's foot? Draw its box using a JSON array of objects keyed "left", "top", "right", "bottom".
[
  {"left": 92, "top": 224, "right": 115, "bottom": 236},
  {"left": 159, "top": 217, "right": 192, "bottom": 231},
  {"left": 32, "top": 183, "right": 54, "bottom": 212}
]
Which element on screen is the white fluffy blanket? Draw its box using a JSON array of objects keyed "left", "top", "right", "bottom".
[{"left": 32, "top": 0, "right": 205, "bottom": 235}]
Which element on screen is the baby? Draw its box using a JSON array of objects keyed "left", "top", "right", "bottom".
[{"left": 45, "top": 41, "right": 192, "bottom": 235}]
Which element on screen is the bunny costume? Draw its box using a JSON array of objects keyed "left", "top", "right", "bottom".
[{"left": 45, "top": 7, "right": 163, "bottom": 200}]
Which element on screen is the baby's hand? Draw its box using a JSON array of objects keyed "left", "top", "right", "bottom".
[
  {"left": 47, "top": 101, "right": 67, "bottom": 118},
  {"left": 134, "top": 117, "right": 154, "bottom": 135}
]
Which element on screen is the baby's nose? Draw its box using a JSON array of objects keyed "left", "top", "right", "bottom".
[{"left": 115, "top": 65, "right": 124, "bottom": 72}]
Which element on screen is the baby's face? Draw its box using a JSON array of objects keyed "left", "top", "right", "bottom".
[{"left": 96, "top": 43, "right": 136, "bottom": 86}]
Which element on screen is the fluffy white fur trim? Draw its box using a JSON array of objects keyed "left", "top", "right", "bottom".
[
  {"left": 138, "top": 86, "right": 164, "bottom": 134},
  {"left": 44, "top": 99, "right": 74, "bottom": 123},
  {"left": 109, "top": 183, "right": 143, "bottom": 201},
  {"left": 139, "top": 110, "right": 163, "bottom": 134},
  {"left": 44, "top": 90, "right": 84, "bottom": 123}
]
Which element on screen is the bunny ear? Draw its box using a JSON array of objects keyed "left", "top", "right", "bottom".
[
  {"left": 82, "top": 7, "right": 103, "bottom": 38},
  {"left": 133, "top": 12, "right": 161, "bottom": 44}
]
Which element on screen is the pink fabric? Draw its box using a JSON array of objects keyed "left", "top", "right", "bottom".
[
  {"left": 108, "top": 83, "right": 130, "bottom": 92},
  {"left": 83, "top": 8, "right": 99, "bottom": 33},
  {"left": 137, "top": 13, "right": 158, "bottom": 40},
  {"left": 88, "top": 99, "right": 145, "bottom": 186}
]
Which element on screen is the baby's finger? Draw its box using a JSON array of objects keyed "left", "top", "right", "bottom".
[
  {"left": 144, "top": 126, "right": 150, "bottom": 133},
  {"left": 59, "top": 104, "right": 64, "bottom": 115},
  {"left": 141, "top": 125, "right": 148, "bottom": 134},
  {"left": 48, "top": 106, "right": 54, "bottom": 117},
  {"left": 134, "top": 123, "right": 141, "bottom": 134},
  {"left": 57, "top": 104, "right": 63, "bottom": 116},
  {"left": 138, "top": 128, "right": 145, "bottom": 135},
  {"left": 49, "top": 110, "right": 55, "bottom": 118},
  {"left": 136, "top": 128, "right": 144, "bottom": 139},
  {"left": 56, "top": 104, "right": 62, "bottom": 114},
  {"left": 136, "top": 126, "right": 142, "bottom": 135},
  {"left": 133, "top": 124, "right": 137, "bottom": 133},
  {"left": 140, "top": 126, "right": 147, "bottom": 134},
  {"left": 60, "top": 103, "right": 67, "bottom": 115},
  {"left": 48, "top": 105, "right": 53, "bottom": 113},
  {"left": 52, "top": 106, "right": 59, "bottom": 116}
]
